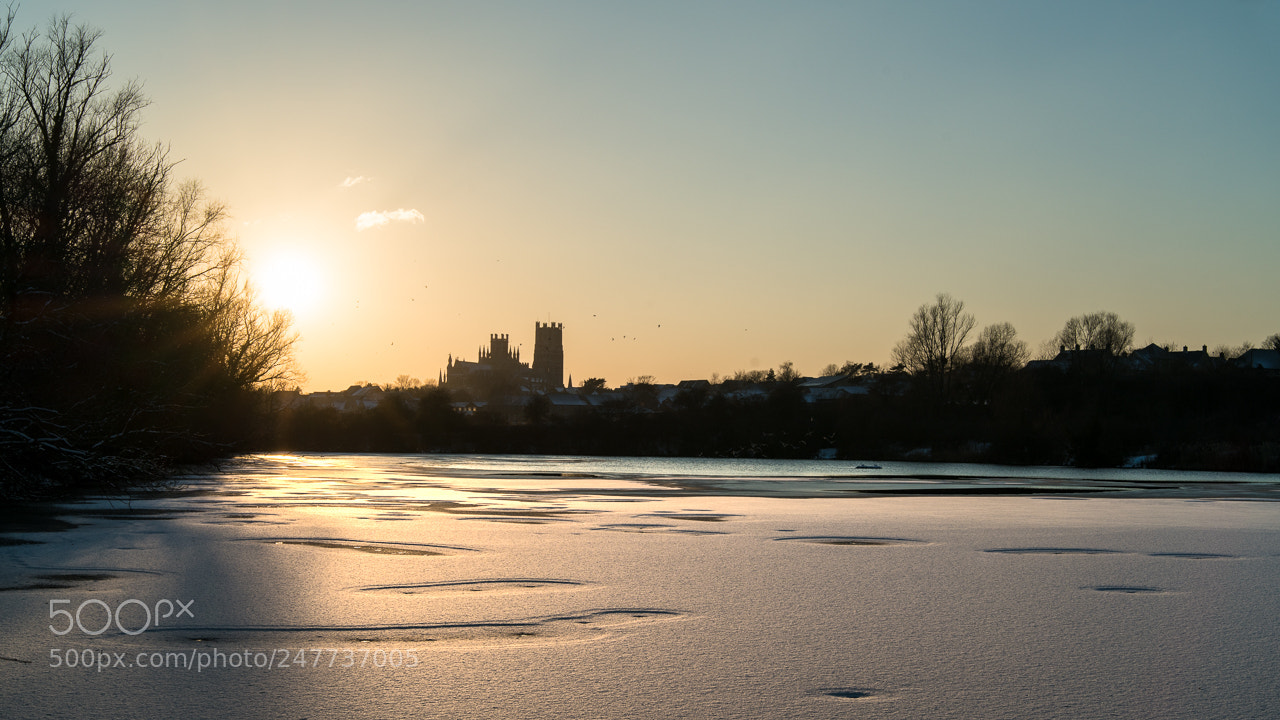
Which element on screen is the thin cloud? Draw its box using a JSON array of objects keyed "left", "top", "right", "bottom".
[
  {"left": 355, "top": 209, "right": 425, "bottom": 231},
  {"left": 339, "top": 175, "right": 371, "bottom": 188}
]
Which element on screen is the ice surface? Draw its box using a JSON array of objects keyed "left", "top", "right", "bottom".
[{"left": 1, "top": 454, "right": 1278, "bottom": 719}]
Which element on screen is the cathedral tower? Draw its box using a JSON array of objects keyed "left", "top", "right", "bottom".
[{"left": 533, "top": 322, "right": 564, "bottom": 388}]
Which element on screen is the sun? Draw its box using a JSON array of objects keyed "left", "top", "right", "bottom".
[{"left": 254, "top": 250, "right": 324, "bottom": 314}]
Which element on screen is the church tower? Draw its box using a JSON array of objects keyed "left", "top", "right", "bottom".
[{"left": 533, "top": 322, "right": 564, "bottom": 388}]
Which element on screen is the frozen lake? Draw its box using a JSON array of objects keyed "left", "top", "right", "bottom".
[{"left": 2, "top": 454, "right": 1278, "bottom": 718}]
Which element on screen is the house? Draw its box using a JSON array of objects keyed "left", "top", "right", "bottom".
[
  {"left": 1025, "top": 346, "right": 1115, "bottom": 372},
  {"left": 546, "top": 392, "right": 591, "bottom": 419},
  {"left": 450, "top": 400, "right": 483, "bottom": 417},
  {"left": 798, "top": 375, "right": 871, "bottom": 403},
  {"left": 1128, "top": 344, "right": 1219, "bottom": 372},
  {"left": 1234, "top": 348, "right": 1280, "bottom": 371},
  {"left": 271, "top": 384, "right": 385, "bottom": 413}
]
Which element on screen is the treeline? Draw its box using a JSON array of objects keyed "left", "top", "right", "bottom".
[
  {"left": 0, "top": 16, "right": 294, "bottom": 496},
  {"left": 265, "top": 292, "right": 1280, "bottom": 471},
  {"left": 983, "top": 363, "right": 1280, "bottom": 472},
  {"left": 263, "top": 362, "right": 1280, "bottom": 472}
]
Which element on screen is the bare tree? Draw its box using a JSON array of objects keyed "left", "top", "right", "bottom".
[
  {"left": 0, "top": 14, "right": 296, "bottom": 492},
  {"left": 1265, "top": 334, "right": 1280, "bottom": 352},
  {"left": 892, "top": 293, "right": 976, "bottom": 398},
  {"left": 967, "top": 322, "right": 1029, "bottom": 372},
  {"left": 776, "top": 361, "right": 799, "bottom": 383},
  {"left": 390, "top": 375, "right": 421, "bottom": 391},
  {"left": 841, "top": 361, "right": 879, "bottom": 377},
  {"left": 964, "top": 322, "right": 1028, "bottom": 400},
  {"left": 822, "top": 361, "right": 879, "bottom": 377},
  {"left": 194, "top": 248, "right": 297, "bottom": 388},
  {"left": 1, "top": 16, "right": 162, "bottom": 301},
  {"left": 1054, "top": 311, "right": 1135, "bottom": 356},
  {"left": 1212, "top": 341, "right": 1253, "bottom": 360}
]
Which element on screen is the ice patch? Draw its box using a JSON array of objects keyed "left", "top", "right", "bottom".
[
  {"left": 1088, "top": 586, "right": 1169, "bottom": 594},
  {"left": 984, "top": 547, "right": 1123, "bottom": 555},
  {"left": 250, "top": 537, "right": 476, "bottom": 555},
  {"left": 776, "top": 536, "right": 925, "bottom": 546},
  {"left": 355, "top": 578, "right": 587, "bottom": 595}
]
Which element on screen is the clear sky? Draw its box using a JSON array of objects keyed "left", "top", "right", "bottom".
[{"left": 22, "top": 1, "right": 1280, "bottom": 389}]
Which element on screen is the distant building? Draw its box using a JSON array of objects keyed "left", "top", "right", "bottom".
[
  {"left": 1128, "top": 344, "right": 1219, "bottom": 372},
  {"left": 798, "top": 374, "right": 871, "bottom": 402},
  {"left": 1025, "top": 343, "right": 1271, "bottom": 374},
  {"left": 1234, "top": 348, "right": 1280, "bottom": 371},
  {"left": 1025, "top": 345, "right": 1115, "bottom": 372},
  {"left": 272, "top": 384, "right": 384, "bottom": 413},
  {"left": 441, "top": 322, "right": 565, "bottom": 394},
  {"left": 532, "top": 322, "right": 565, "bottom": 388}
]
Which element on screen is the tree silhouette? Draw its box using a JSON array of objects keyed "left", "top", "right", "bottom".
[
  {"left": 1054, "top": 311, "right": 1135, "bottom": 356},
  {"left": 967, "top": 322, "right": 1028, "bottom": 373},
  {"left": 391, "top": 374, "right": 422, "bottom": 391},
  {"left": 892, "top": 293, "right": 976, "bottom": 400},
  {"left": 0, "top": 13, "right": 295, "bottom": 494},
  {"left": 965, "top": 322, "right": 1028, "bottom": 401},
  {"left": 776, "top": 361, "right": 799, "bottom": 383}
]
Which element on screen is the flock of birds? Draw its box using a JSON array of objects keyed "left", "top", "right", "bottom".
[{"left": 351, "top": 280, "right": 754, "bottom": 354}]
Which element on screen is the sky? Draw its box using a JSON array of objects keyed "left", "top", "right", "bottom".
[{"left": 20, "top": 1, "right": 1280, "bottom": 390}]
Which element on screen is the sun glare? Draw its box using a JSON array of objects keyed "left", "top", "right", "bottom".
[{"left": 254, "top": 250, "right": 324, "bottom": 314}]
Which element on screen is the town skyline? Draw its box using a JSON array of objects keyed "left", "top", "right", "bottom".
[
  {"left": 313, "top": 312, "right": 1279, "bottom": 394},
  {"left": 26, "top": 1, "right": 1280, "bottom": 391}
]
